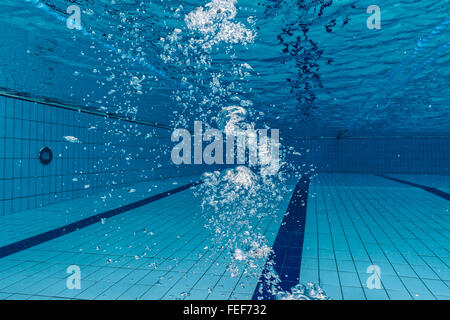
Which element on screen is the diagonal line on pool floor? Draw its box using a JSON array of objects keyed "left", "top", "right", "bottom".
[
  {"left": 0, "top": 181, "right": 203, "bottom": 259},
  {"left": 377, "top": 175, "right": 450, "bottom": 201}
]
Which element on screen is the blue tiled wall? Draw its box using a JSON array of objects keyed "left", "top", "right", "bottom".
[
  {"left": 2, "top": 93, "right": 449, "bottom": 216},
  {"left": 290, "top": 137, "right": 450, "bottom": 174},
  {"left": 0, "top": 94, "right": 203, "bottom": 216}
]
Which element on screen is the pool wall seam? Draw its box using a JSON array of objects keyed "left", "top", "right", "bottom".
[{"left": 0, "top": 91, "right": 174, "bottom": 131}]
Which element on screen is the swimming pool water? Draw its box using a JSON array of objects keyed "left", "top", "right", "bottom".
[{"left": 0, "top": 0, "right": 449, "bottom": 300}]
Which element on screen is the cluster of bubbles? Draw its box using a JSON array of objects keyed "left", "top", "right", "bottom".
[
  {"left": 162, "top": 0, "right": 269, "bottom": 280},
  {"left": 277, "top": 283, "right": 331, "bottom": 300},
  {"left": 216, "top": 105, "right": 248, "bottom": 136},
  {"left": 196, "top": 165, "right": 286, "bottom": 278},
  {"left": 159, "top": 0, "right": 330, "bottom": 300},
  {"left": 159, "top": 0, "right": 257, "bottom": 128},
  {"left": 198, "top": 111, "right": 328, "bottom": 300},
  {"left": 215, "top": 105, "right": 282, "bottom": 179},
  {"left": 184, "top": 0, "right": 255, "bottom": 46}
]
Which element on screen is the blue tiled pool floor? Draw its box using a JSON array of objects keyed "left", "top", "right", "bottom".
[
  {"left": 0, "top": 176, "right": 296, "bottom": 300},
  {"left": 0, "top": 174, "right": 448, "bottom": 300},
  {"left": 299, "top": 174, "right": 450, "bottom": 300},
  {"left": 0, "top": 176, "right": 199, "bottom": 248}
]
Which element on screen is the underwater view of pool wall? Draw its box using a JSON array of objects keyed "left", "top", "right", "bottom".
[
  {"left": 2, "top": 91, "right": 449, "bottom": 217},
  {"left": 0, "top": 93, "right": 208, "bottom": 216},
  {"left": 288, "top": 136, "right": 450, "bottom": 174}
]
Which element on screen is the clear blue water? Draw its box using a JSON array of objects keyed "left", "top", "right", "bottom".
[
  {"left": 0, "top": 0, "right": 449, "bottom": 300},
  {"left": 1, "top": 0, "right": 449, "bottom": 137}
]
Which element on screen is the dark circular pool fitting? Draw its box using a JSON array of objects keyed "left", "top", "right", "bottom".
[{"left": 39, "top": 147, "right": 53, "bottom": 165}]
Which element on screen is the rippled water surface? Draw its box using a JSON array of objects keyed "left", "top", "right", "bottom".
[{"left": 1, "top": 0, "right": 449, "bottom": 138}]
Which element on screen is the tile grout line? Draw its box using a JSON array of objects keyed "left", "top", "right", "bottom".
[
  {"left": 321, "top": 174, "right": 368, "bottom": 300},
  {"left": 360, "top": 184, "right": 449, "bottom": 292}
]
